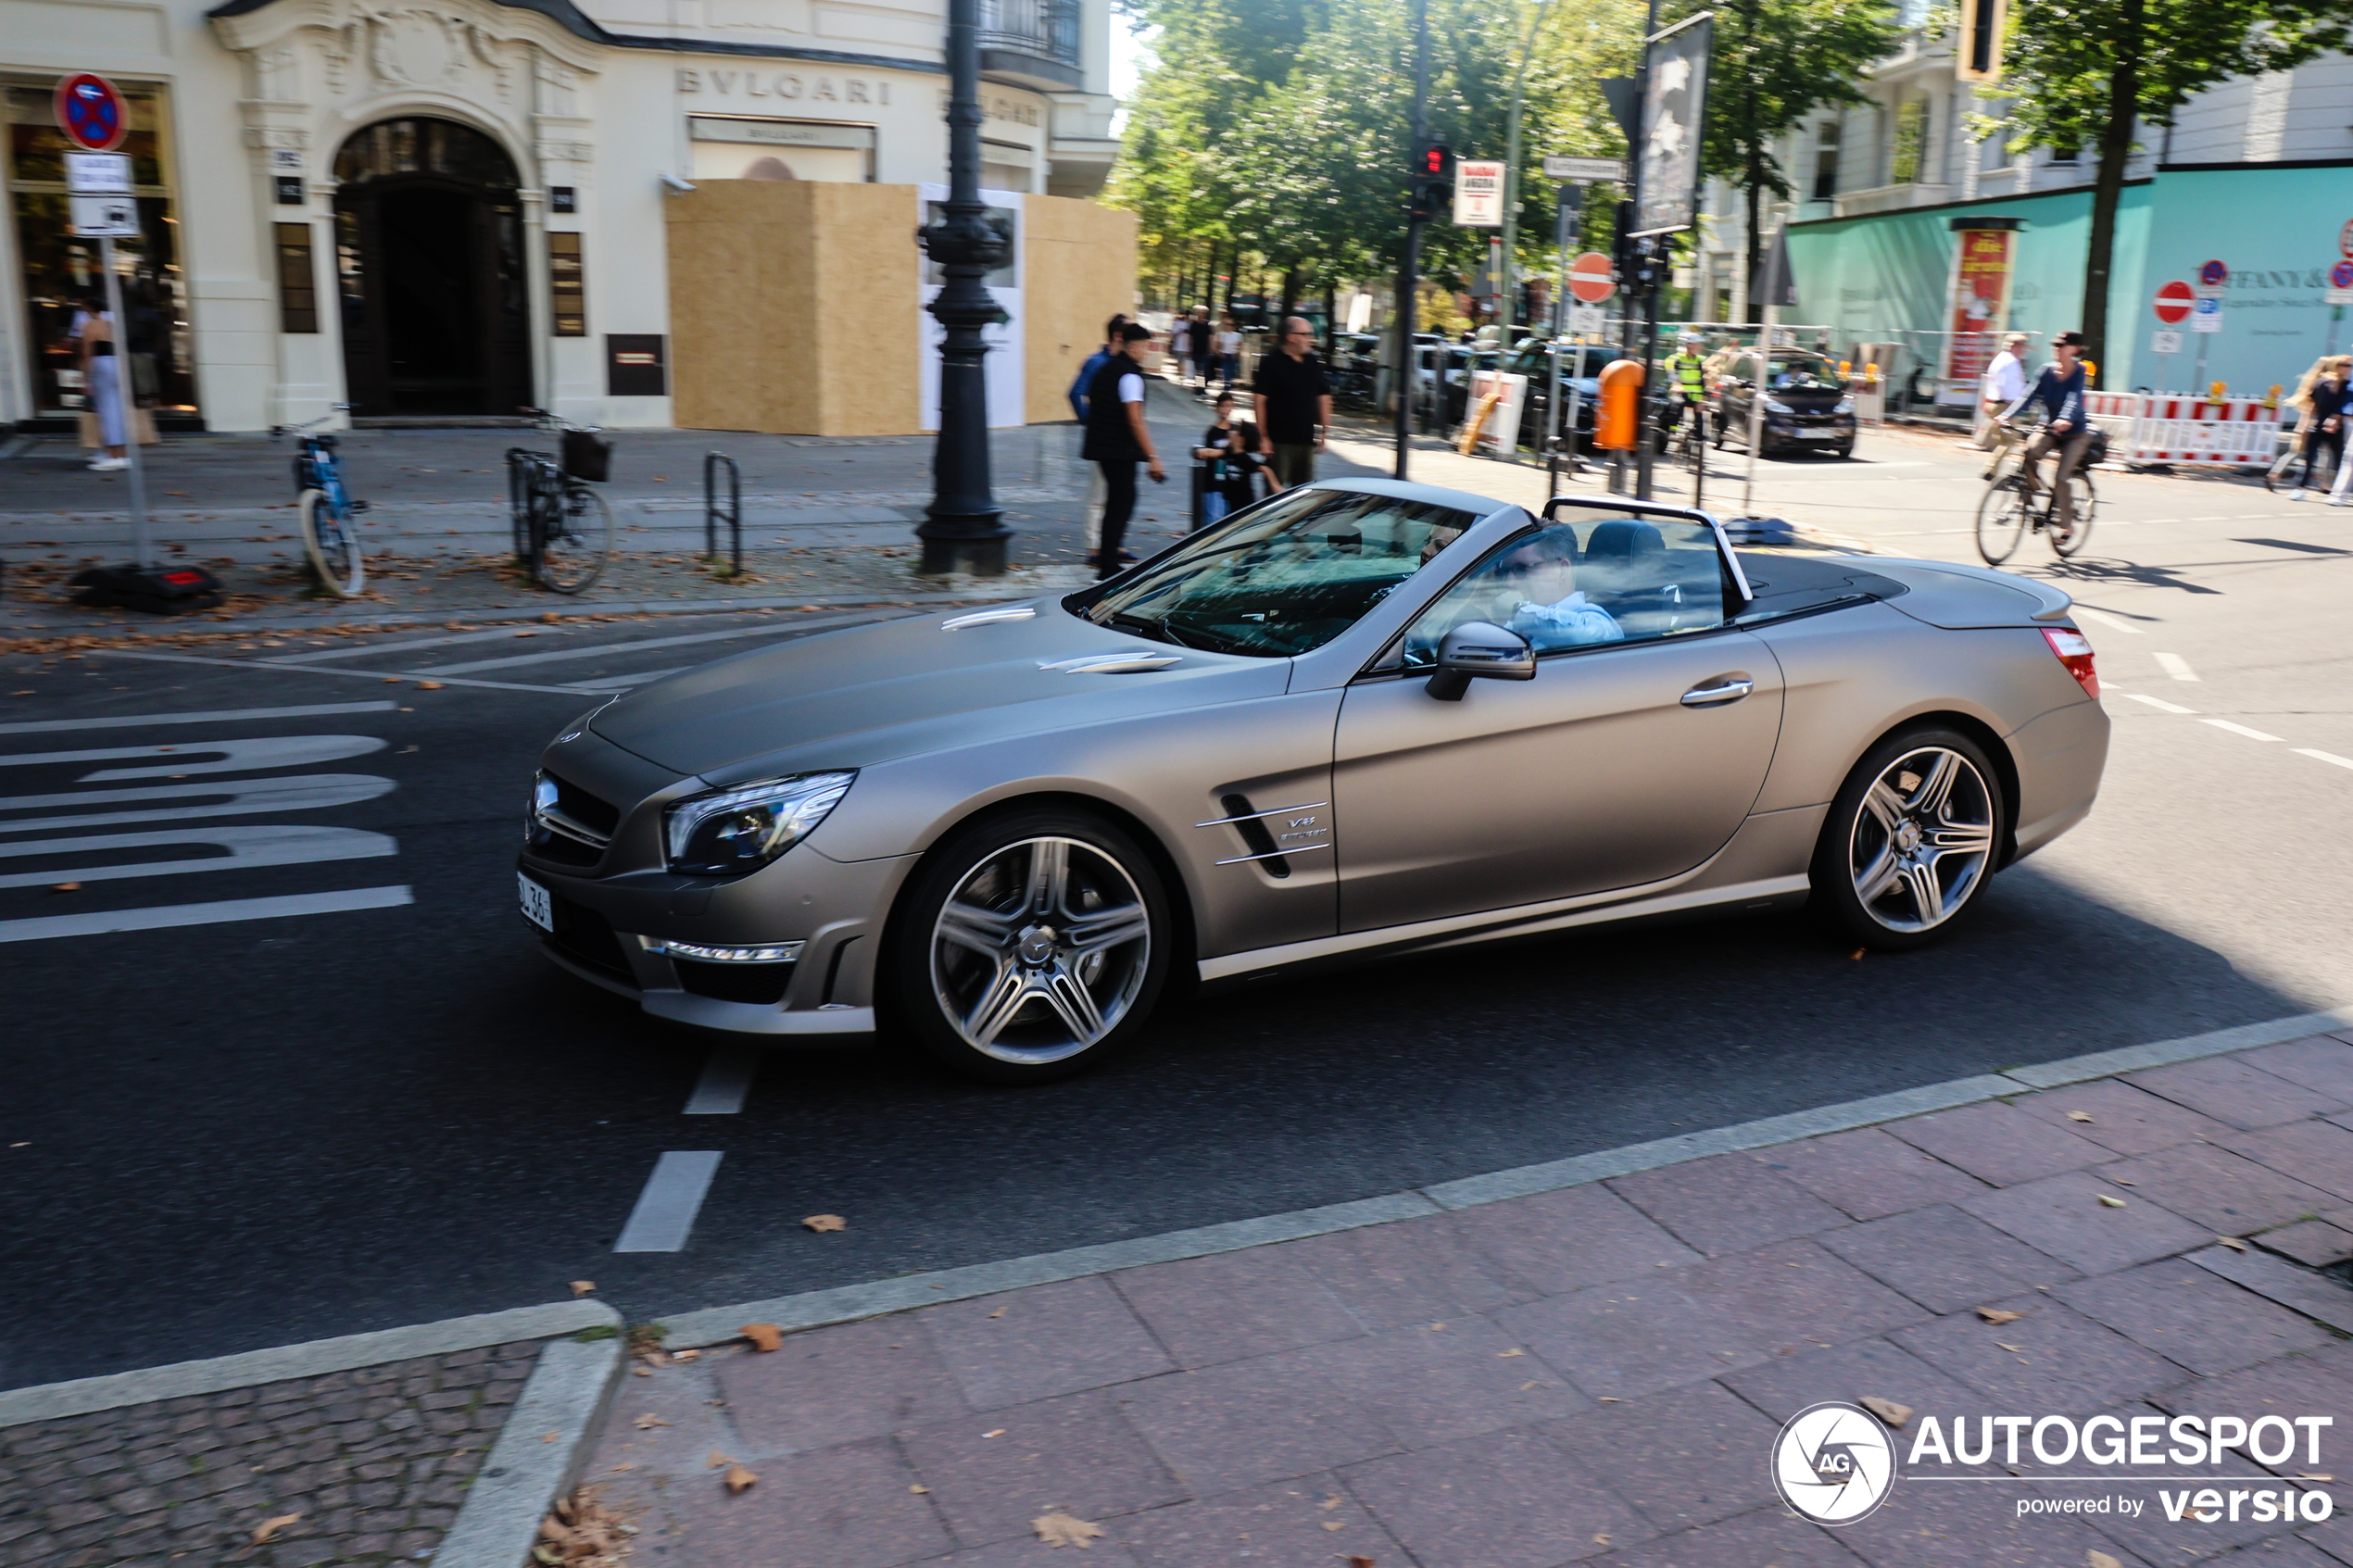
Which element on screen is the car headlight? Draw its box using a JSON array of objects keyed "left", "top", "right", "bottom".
[
  {"left": 1833, "top": 396, "right": 1856, "bottom": 415},
  {"left": 663, "top": 771, "right": 855, "bottom": 877},
  {"left": 1763, "top": 397, "right": 1794, "bottom": 415}
]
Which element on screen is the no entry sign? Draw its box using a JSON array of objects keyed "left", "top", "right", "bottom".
[
  {"left": 2152, "top": 280, "right": 2195, "bottom": 325},
  {"left": 54, "top": 72, "right": 129, "bottom": 152},
  {"left": 1567, "top": 251, "right": 1616, "bottom": 303}
]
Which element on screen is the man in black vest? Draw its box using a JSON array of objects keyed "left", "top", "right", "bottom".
[{"left": 1081, "top": 321, "right": 1165, "bottom": 577}]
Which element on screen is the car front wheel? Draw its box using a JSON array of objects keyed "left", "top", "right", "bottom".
[
  {"left": 889, "top": 809, "right": 1173, "bottom": 1084},
  {"left": 1812, "top": 728, "right": 2006, "bottom": 950}
]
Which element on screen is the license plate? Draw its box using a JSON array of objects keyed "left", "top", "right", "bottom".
[
  {"left": 1796, "top": 430, "right": 1840, "bottom": 439},
  {"left": 518, "top": 872, "right": 554, "bottom": 933}
]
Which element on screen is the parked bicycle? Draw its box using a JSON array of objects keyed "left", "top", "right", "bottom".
[
  {"left": 506, "top": 408, "right": 614, "bottom": 595},
  {"left": 1975, "top": 420, "right": 2097, "bottom": 565},
  {"left": 272, "top": 406, "right": 368, "bottom": 598}
]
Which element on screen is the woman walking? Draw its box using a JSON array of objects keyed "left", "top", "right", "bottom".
[
  {"left": 2284, "top": 356, "right": 2347, "bottom": 501},
  {"left": 76, "top": 295, "right": 131, "bottom": 472}
]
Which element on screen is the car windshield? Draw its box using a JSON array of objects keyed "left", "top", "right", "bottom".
[
  {"left": 1767, "top": 355, "right": 1846, "bottom": 392},
  {"left": 1083, "top": 488, "right": 1479, "bottom": 658}
]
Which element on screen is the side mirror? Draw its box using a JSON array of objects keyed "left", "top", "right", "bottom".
[{"left": 1427, "top": 621, "right": 1536, "bottom": 701}]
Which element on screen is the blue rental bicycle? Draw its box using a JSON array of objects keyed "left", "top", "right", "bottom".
[{"left": 273, "top": 406, "right": 368, "bottom": 597}]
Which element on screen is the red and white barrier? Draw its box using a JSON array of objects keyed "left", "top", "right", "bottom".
[{"left": 2083, "top": 391, "right": 2281, "bottom": 468}]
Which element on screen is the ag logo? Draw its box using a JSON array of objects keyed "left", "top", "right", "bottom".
[{"left": 1770, "top": 1401, "right": 1897, "bottom": 1524}]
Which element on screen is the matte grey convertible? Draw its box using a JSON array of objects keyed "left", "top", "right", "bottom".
[{"left": 518, "top": 482, "right": 2108, "bottom": 1083}]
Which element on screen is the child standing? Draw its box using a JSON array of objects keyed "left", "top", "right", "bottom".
[{"left": 1192, "top": 393, "right": 1283, "bottom": 528}]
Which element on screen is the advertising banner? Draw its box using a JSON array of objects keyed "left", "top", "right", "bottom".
[
  {"left": 1631, "top": 16, "right": 1711, "bottom": 237},
  {"left": 1940, "top": 226, "right": 2015, "bottom": 402}
]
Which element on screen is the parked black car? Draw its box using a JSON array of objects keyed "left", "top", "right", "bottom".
[{"left": 1712, "top": 349, "right": 1857, "bottom": 458}]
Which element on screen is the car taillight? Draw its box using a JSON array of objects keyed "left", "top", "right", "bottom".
[{"left": 2043, "top": 626, "right": 2098, "bottom": 698}]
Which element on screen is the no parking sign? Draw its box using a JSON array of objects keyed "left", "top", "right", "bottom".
[{"left": 54, "top": 72, "right": 129, "bottom": 151}]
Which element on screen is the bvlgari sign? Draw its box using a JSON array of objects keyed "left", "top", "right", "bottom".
[
  {"left": 688, "top": 118, "right": 878, "bottom": 151},
  {"left": 676, "top": 67, "right": 893, "bottom": 106}
]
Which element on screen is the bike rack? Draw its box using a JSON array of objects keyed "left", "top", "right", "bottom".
[{"left": 703, "top": 451, "right": 741, "bottom": 575}]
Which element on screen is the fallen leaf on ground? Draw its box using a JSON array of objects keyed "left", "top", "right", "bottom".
[
  {"left": 740, "top": 1323, "right": 783, "bottom": 1351},
  {"left": 633, "top": 1413, "right": 670, "bottom": 1429},
  {"left": 724, "top": 1464, "right": 759, "bottom": 1493},
  {"left": 51, "top": 883, "right": 80, "bottom": 893},
  {"left": 1321, "top": 1496, "right": 1343, "bottom": 1511},
  {"left": 803, "top": 1213, "right": 847, "bottom": 1233},
  {"left": 1033, "top": 1512, "right": 1107, "bottom": 1548},
  {"left": 1323, "top": 1520, "right": 1346, "bottom": 1531},
  {"left": 2217, "top": 1236, "right": 2249, "bottom": 1251},
  {"left": 983, "top": 1428, "right": 1006, "bottom": 1438},
  {"left": 910, "top": 1484, "right": 930, "bottom": 1494},
  {"left": 2088, "top": 1551, "right": 2123, "bottom": 1568},
  {"left": 1496, "top": 1348, "right": 1525, "bottom": 1358},
  {"left": 2097, "top": 1194, "right": 2127, "bottom": 1208},
  {"left": 2299, "top": 1473, "right": 2335, "bottom": 1482},
  {"left": 1976, "top": 1307, "right": 2023, "bottom": 1324},
  {"left": 1348, "top": 1559, "right": 1377, "bottom": 1568},
  {"left": 1593, "top": 1535, "right": 1612, "bottom": 1547},
  {"left": 1597, "top": 1396, "right": 1621, "bottom": 1402},
  {"left": 417, "top": 681, "right": 445, "bottom": 690},
  {"left": 570, "top": 1280, "right": 596, "bottom": 1297},
  {"left": 541, "top": 1431, "right": 560, "bottom": 1442},
  {"left": 706, "top": 1451, "right": 735, "bottom": 1468},
  {"left": 251, "top": 1514, "right": 301, "bottom": 1545},
  {"left": 609, "top": 1463, "right": 634, "bottom": 1472},
  {"left": 1859, "top": 1396, "right": 1913, "bottom": 1428},
  {"left": 673, "top": 1348, "right": 699, "bottom": 1361},
  {"left": 1520, "top": 1380, "right": 1545, "bottom": 1391},
  {"left": 632, "top": 1366, "right": 650, "bottom": 1377},
  {"left": 2065, "top": 1111, "right": 2095, "bottom": 1123},
  {"left": 1849, "top": 947, "right": 1866, "bottom": 960},
  {"left": 1997, "top": 1342, "right": 2026, "bottom": 1352}
]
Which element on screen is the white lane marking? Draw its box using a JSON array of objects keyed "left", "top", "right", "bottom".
[
  {"left": 409, "top": 613, "right": 885, "bottom": 675},
  {"left": 2125, "top": 693, "right": 2198, "bottom": 714},
  {"left": 2153, "top": 652, "right": 2200, "bottom": 682},
  {"left": 99, "top": 649, "right": 606, "bottom": 696},
  {"left": 0, "top": 825, "right": 396, "bottom": 889},
  {"left": 0, "top": 701, "right": 397, "bottom": 736},
  {"left": 2071, "top": 608, "right": 2146, "bottom": 635},
  {"left": 266, "top": 626, "right": 609, "bottom": 665},
  {"left": 0, "top": 773, "right": 395, "bottom": 835},
  {"left": 2204, "top": 719, "right": 2284, "bottom": 742},
  {"left": 2296, "top": 748, "right": 2353, "bottom": 771},
  {"left": 0, "top": 735, "right": 387, "bottom": 782},
  {"left": 685, "top": 1047, "right": 761, "bottom": 1115},
  {"left": 0, "top": 884, "right": 412, "bottom": 944},
  {"left": 613, "top": 1151, "right": 724, "bottom": 1252},
  {"left": 574, "top": 666, "right": 691, "bottom": 690}
]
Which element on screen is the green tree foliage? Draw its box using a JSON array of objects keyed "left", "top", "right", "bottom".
[
  {"left": 1108, "top": 0, "right": 1640, "bottom": 316},
  {"left": 1674, "top": 0, "right": 1901, "bottom": 319},
  {"left": 1989, "top": 0, "right": 2353, "bottom": 380}
]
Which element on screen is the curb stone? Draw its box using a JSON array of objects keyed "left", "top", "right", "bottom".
[
  {"left": 434, "top": 1335, "right": 627, "bottom": 1568},
  {"left": 654, "top": 1001, "right": 2353, "bottom": 1348}
]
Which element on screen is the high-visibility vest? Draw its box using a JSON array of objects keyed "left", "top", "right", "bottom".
[{"left": 1669, "top": 353, "right": 1706, "bottom": 397}]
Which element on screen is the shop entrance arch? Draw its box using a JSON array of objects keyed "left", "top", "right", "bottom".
[{"left": 332, "top": 118, "right": 531, "bottom": 417}]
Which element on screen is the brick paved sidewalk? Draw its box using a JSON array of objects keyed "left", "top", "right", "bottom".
[
  {"left": 0, "top": 1340, "right": 541, "bottom": 1568},
  {"left": 588, "top": 1031, "right": 2353, "bottom": 1568}
]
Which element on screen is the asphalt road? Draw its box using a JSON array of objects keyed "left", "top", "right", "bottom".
[{"left": 5, "top": 431, "right": 2349, "bottom": 1391}]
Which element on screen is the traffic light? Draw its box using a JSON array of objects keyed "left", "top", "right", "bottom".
[
  {"left": 1409, "top": 142, "right": 1454, "bottom": 222},
  {"left": 1955, "top": 0, "right": 2006, "bottom": 82}
]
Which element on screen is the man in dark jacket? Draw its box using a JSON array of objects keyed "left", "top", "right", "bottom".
[
  {"left": 2007, "top": 330, "right": 2092, "bottom": 540},
  {"left": 1081, "top": 321, "right": 1165, "bottom": 576},
  {"left": 1252, "top": 316, "right": 1332, "bottom": 487},
  {"left": 1067, "top": 314, "right": 1128, "bottom": 422}
]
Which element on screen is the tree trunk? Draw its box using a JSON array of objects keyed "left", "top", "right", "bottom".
[
  {"left": 2081, "top": 0, "right": 2143, "bottom": 387},
  {"left": 1280, "top": 268, "right": 1301, "bottom": 325},
  {"left": 1324, "top": 280, "right": 1339, "bottom": 356}
]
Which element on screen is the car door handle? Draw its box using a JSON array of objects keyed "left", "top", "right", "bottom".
[{"left": 1680, "top": 677, "right": 1755, "bottom": 708}]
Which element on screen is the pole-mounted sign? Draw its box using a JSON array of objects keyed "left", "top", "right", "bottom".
[
  {"left": 1954, "top": 0, "right": 2007, "bottom": 82},
  {"left": 1453, "top": 159, "right": 1504, "bottom": 227},
  {"left": 1542, "top": 155, "right": 1627, "bottom": 183},
  {"left": 1630, "top": 13, "right": 1712, "bottom": 237},
  {"left": 55, "top": 72, "right": 130, "bottom": 150}
]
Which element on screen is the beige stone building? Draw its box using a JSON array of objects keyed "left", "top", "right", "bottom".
[{"left": 0, "top": 0, "right": 1133, "bottom": 434}]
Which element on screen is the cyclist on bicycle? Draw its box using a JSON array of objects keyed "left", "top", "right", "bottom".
[
  {"left": 1659, "top": 332, "right": 1709, "bottom": 449},
  {"left": 2001, "top": 330, "right": 2092, "bottom": 546}
]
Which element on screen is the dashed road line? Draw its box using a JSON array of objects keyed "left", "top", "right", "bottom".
[
  {"left": 0, "top": 701, "right": 397, "bottom": 736},
  {"left": 2125, "top": 694, "right": 2198, "bottom": 714},
  {"left": 613, "top": 1151, "right": 724, "bottom": 1253},
  {"left": 2153, "top": 652, "right": 2200, "bottom": 682},
  {"left": 2296, "top": 749, "right": 2353, "bottom": 771},
  {"left": 2204, "top": 719, "right": 2284, "bottom": 742},
  {"left": 2070, "top": 608, "right": 2145, "bottom": 635},
  {"left": 0, "top": 825, "right": 395, "bottom": 889},
  {"left": 684, "top": 1047, "right": 761, "bottom": 1115},
  {"left": 0, "top": 884, "right": 413, "bottom": 944},
  {"left": 406, "top": 612, "right": 885, "bottom": 675},
  {"left": 0, "top": 735, "right": 387, "bottom": 780},
  {"left": 99, "top": 650, "right": 605, "bottom": 696}
]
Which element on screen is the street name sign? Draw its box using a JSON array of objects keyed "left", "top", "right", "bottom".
[
  {"left": 1567, "top": 251, "right": 1617, "bottom": 303},
  {"left": 1543, "top": 156, "right": 1626, "bottom": 182},
  {"left": 2152, "top": 280, "right": 2194, "bottom": 325},
  {"left": 1453, "top": 160, "right": 1504, "bottom": 226},
  {"left": 2191, "top": 295, "right": 2222, "bottom": 332},
  {"left": 54, "top": 72, "right": 129, "bottom": 151}
]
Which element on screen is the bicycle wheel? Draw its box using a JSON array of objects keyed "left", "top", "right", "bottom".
[
  {"left": 1974, "top": 478, "right": 2031, "bottom": 566},
  {"left": 297, "top": 488, "right": 365, "bottom": 597},
  {"left": 2052, "top": 472, "right": 2096, "bottom": 558},
  {"left": 2264, "top": 451, "right": 2304, "bottom": 495},
  {"left": 535, "top": 483, "right": 613, "bottom": 595}
]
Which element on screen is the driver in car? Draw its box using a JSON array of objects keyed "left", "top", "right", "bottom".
[{"left": 1489, "top": 532, "right": 1624, "bottom": 649}]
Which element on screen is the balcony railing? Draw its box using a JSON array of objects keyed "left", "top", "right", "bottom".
[{"left": 978, "top": 0, "right": 1081, "bottom": 69}]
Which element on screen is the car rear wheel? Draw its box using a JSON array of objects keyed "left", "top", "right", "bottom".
[
  {"left": 890, "top": 809, "right": 1172, "bottom": 1084},
  {"left": 1812, "top": 728, "right": 2005, "bottom": 951}
]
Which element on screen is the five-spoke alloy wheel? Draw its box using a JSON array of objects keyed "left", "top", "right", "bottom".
[
  {"left": 1813, "top": 728, "right": 2005, "bottom": 950},
  {"left": 891, "top": 810, "right": 1172, "bottom": 1083}
]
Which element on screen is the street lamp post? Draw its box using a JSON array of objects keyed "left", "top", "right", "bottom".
[
  {"left": 916, "top": 0, "right": 1013, "bottom": 576},
  {"left": 1497, "top": 0, "right": 1554, "bottom": 332}
]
